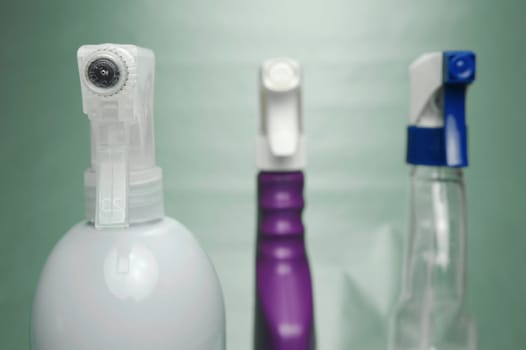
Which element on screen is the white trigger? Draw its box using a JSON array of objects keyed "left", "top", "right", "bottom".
[
  {"left": 266, "top": 91, "right": 300, "bottom": 157},
  {"left": 93, "top": 104, "right": 130, "bottom": 228}
]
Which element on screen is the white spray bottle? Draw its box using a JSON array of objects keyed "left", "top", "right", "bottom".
[{"left": 31, "top": 44, "right": 226, "bottom": 350}]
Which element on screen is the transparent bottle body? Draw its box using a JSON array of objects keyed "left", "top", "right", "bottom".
[{"left": 389, "top": 166, "right": 476, "bottom": 350}]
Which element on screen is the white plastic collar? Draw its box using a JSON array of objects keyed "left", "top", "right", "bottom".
[{"left": 257, "top": 58, "right": 306, "bottom": 170}]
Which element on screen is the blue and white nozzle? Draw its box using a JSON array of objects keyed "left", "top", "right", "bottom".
[
  {"left": 257, "top": 58, "right": 306, "bottom": 171},
  {"left": 77, "top": 44, "right": 163, "bottom": 229},
  {"left": 407, "top": 51, "right": 476, "bottom": 167}
]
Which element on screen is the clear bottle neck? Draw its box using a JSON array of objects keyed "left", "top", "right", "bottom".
[
  {"left": 402, "top": 166, "right": 467, "bottom": 302},
  {"left": 84, "top": 167, "right": 165, "bottom": 226}
]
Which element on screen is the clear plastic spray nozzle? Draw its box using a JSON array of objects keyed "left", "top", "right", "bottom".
[
  {"left": 78, "top": 44, "right": 163, "bottom": 229},
  {"left": 257, "top": 58, "right": 305, "bottom": 171}
]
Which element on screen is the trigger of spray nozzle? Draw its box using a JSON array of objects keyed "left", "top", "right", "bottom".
[{"left": 91, "top": 104, "right": 131, "bottom": 228}]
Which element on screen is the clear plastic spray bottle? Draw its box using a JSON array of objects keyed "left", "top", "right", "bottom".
[
  {"left": 254, "top": 58, "right": 316, "bottom": 350},
  {"left": 32, "top": 44, "right": 226, "bottom": 350},
  {"left": 389, "top": 51, "right": 477, "bottom": 350}
]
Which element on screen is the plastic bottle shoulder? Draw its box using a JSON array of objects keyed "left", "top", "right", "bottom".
[{"left": 32, "top": 216, "right": 225, "bottom": 350}]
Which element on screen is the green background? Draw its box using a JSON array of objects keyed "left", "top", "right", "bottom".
[{"left": 1, "top": 0, "right": 525, "bottom": 349}]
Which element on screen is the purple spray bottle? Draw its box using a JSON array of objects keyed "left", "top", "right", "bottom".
[{"left": 254, "top": 58, "right": 316, "bottom": 350}]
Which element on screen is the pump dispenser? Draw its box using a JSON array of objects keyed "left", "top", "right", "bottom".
[
  {"left": 389, "top": 51, "right": 477, "bottom": 350},
  {"left": 32, "top": 44, "right": 225, "bottom": 350},
  {"left": 254, "top": 58, "right": 315, "bottom": 350},
  {"left": 78, "top": 44, "right": 163, "bottom": 227}
]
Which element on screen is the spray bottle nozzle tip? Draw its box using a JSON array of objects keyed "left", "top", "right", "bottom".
[
  {"left": 87, "top": 57, "right": 122, "bottom": 89},
  {"left": 444, "top": 51, "right": 476, "bottom": 84},
  {"left": 262, "top": 58, "right": 300, "bottom": 92}
]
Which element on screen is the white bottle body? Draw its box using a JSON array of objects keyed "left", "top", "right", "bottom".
[{"left": 32, "top": 217, "right": 225, "bottom": 350}]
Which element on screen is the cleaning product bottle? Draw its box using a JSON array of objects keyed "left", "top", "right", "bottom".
[
  {"left": 31, "top": 44, "right": 226, "bottom": 350},
  {"left": 389, "top": 51, "right": 477, "bottom": 350},
  {"left": 254, "top": 58, "right": 315, "bottom": 350}
]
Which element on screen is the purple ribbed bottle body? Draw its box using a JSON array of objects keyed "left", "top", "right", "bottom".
[{"left": 254, "top": 171, "right": 315, "bottom": 350}]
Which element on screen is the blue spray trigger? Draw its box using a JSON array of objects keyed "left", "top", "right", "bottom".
[{"left": 442, "top": 51, "right": 476, "bottom": 167}]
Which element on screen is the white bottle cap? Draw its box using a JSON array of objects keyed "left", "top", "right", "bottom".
[
  {"left": 257, "top": 58, "right": 306, "bottom": 170},
  {"left": 77, "top": 44, "right": 163, "bottom": 228}
]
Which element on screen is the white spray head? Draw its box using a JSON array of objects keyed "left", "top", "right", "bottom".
[
  {"left": 257, "top": 58, "right": 306, "bottom": 170},
  {"left": 77, "top": 44, "right": 163, "bottom": 229}
]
